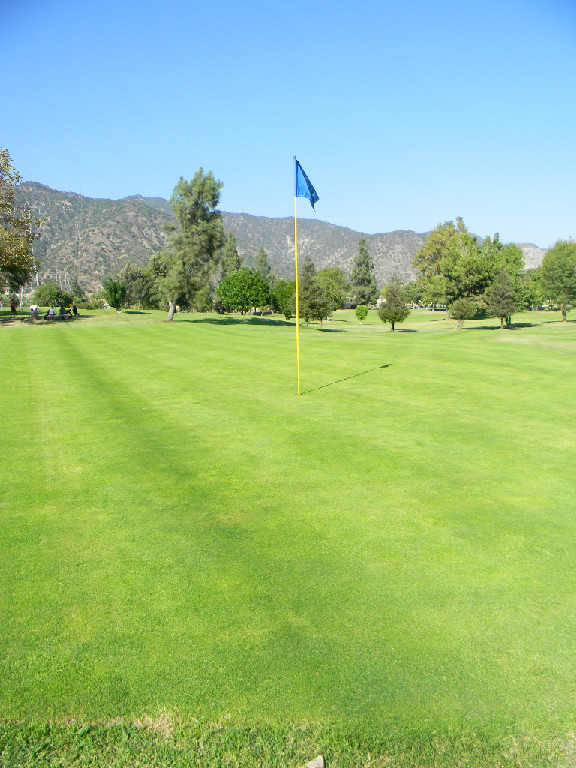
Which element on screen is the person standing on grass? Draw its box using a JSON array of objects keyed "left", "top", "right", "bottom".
[{"left": 10, "top": 298, "right": 16, "bottom": 316}]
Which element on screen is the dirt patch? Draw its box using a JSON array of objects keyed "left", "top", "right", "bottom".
[{"left": 133, "top": 712, "right": 174, "bottom": 737}]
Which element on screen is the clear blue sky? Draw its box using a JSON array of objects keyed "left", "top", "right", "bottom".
[{"left": 3, "top": 0, "right": 575, "bottom": 247}]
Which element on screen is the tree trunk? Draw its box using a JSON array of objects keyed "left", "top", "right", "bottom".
[
  {"left": 391, "top": 321, "right": 395, "bottom": 331},
  {"left": 562, "top": 308, "right": 567, "bottom": 322},
  {"left": 167, "top": 301, "right": 176, "bottom": 321}
]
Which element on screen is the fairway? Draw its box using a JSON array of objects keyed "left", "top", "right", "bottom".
[{"left": 2, "top": 310, "right": 576, "bottom": 761}]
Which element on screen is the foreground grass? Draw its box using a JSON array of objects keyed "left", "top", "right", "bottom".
[
  {"left": 3, "top": 717, "right": 576, "bottom": 767},
  {"left": 1, "top": 308, "right": 576, "bottom": 764}
]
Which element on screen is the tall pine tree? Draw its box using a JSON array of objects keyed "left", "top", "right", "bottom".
[
  {"left": 298, "top": 256, "right": 332, "bottom": 326},
  {"left": 163, "top": 168, "right": 225, "bottom": 320},
  {"left": 485, "top": 268, "right": 517, "bottom": 327},
  {"left": 350, "top": 237, "right": 377, "bottom": 305},
  {"left": 220, "top": 232, "right": 243, "bottom": 281},
  {"left": 256, "top": 246, "right": 275, "bottom": 290}
]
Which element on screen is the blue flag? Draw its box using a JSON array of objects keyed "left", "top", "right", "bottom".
[{"left": 294, "top": 157, "right": 319, "bottom": 209}]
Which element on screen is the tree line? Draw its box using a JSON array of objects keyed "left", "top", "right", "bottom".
[
  {"left": 408, "top": 217, "right": 576, "bottom": 327},
  {"left": 2, "top": 148, "right": 576, "bottom": 326},
  {"left": 65, "top": 170, "right": 383, "bottom": 322}
]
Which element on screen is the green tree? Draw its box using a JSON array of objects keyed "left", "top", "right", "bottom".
[
  {"left": 403, "top": 281, "right": 423, "bottom": 306},
  {"left": 449, "top": 297, "right": 484, "bottom": 329},
  {"left": 481, "top": 236, "right": 524, "bottom": 302},
  {"left": 220, "top": 232, "right": 243, "bottom": 281},
  {"left": 298, "top": 256, "right": 333, "bottom": 326},
  {"left": 216, "top": 268, "right": 270, "bottom": 314},
  {"left": 541, "top": 240, "right": 576, "bottom": 321},
  {"left": 164, "top": 169, "right": 225, "bottom": 320},
  {"left": 0, "top": 148, "right": 41, "bottom": 288},
  {"left": 156, "top": 257, "right": 191, "bottom": 320},
  {"left": 418, "top": 274, "right": 448, "bottom": 308},
  {"left": 517, "top": 268, "right": 544, "bottom": 310},
  {"left": 350, "top": 237, "right": 377, "bottom": 305},
  {"left": 489, "top": 239, "right": 524, "bottom": 277},
  {"left": 272, "top": 279, "right": 296, "bottom": 319},
  {"left": 34, "top": 282, "right": 72, "bottom": 308},
  {"left": 255, "top": 246, "right": 275, "bottom": 290},
  {"left": 413, "top": 219, "right": 464, "bottom": 313},
  {"left": 413, "top": 219, "right": 464, "bottom": 281},
  {"left": 118, "top": 262, "right": 156, "bottom": 308},
  {"left": 103, "top": 276, "right": 127, "bottom": 312},
  {"left": 355, "top": 304, "right": 368, "bottom": 324},
  {"left": 316, "top": 267, "right": 348, "bottom": 314},
  {"left": 193, "top": 283, "right": 213, "bottom": 312},
  {"left": 146, "top": 250, "right": 195, "bottom": 314},
  {"left": 144, "top": 251, "right": 173, "bottom": 309},
  {"left": 377, "top": 275, "right": 410, "bottom": 331},
  {"left": 413, "top": 218, "right": 522, "bottom": 318},
  {"left": 485, "top": 269, "right": 517, "bottom": 327},
  {"left": 70, "top": 275, "right": 86, "bottom": 302}
]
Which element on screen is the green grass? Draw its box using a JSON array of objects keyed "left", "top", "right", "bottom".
[{"left": 1, "top": 308, "right": 576, "bottom": 765}]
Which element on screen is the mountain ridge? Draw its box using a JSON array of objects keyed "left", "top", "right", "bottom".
[{"left": 17, "top": 182, "right": 546, "bottom": 291}]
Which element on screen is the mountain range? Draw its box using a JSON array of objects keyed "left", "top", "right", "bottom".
[{"left": 17, "top": 182, "right": 546, "bottom": 292}]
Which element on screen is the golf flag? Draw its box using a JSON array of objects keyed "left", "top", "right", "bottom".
[
  {"left": 294, "top": 158, "right": 319, "bottom": 209},
  {"left": 293, "top": 157, "right": 319, "bottom": 396}
]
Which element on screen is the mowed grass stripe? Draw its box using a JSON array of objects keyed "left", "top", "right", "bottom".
[{"left": 1, "top": 313, "right": 576, "bottom": 736}]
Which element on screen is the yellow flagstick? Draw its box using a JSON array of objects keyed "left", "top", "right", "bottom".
[
  {"left": 294, "top": 156, "right": 318, "bottom": 396},
  {"left": 294, "top": 195, "right": 301, "bottom": 396}
]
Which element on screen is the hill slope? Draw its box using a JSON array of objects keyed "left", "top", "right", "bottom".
[
  {"left": 19, "top": 183, "right": 171, "bottom": 290},
  {"left": 17, "top": 183, "right": 545, "bottom": 291}
]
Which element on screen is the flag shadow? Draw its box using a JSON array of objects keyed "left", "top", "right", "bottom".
[{"left": 303, "top": 364, "right": 390, "bottom": 394}]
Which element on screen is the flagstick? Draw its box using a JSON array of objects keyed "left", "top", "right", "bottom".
[{"left": 294, "top": 195, "right": 301, "bottom": 396}]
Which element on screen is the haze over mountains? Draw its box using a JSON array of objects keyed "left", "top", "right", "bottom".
[{"left": 18, "top": 182, "right": 546, "bottom": 292}]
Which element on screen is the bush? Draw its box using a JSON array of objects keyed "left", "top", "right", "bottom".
[
  {"left": 34, "top": 282, "right": 73, "bottom": 308},
  {"left": 75, "top": 296, "right": 106, "bottom": 310},
  {"left": 449, "top": 297, "right": 486, "bottom": 328},
  {"left": 103, "top": 277, "right": 127, "bottom": 311}
]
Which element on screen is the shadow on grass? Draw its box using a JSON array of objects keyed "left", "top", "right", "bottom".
[
  {"left": 303, "top": 364, "right": 391, "bottom": 394},
  {"left": 0, "top": 314, "right": 83, "bottom": 326},
  {"left": 466, "top": 322, "right": 539, "bottom": 331},
  {"left": 179, "top": 315, "right": 295, "bottom": 328}
]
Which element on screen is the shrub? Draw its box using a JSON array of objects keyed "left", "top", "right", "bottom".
[{"left": 34, "top": 282, "right": 73, "bottom": 307}]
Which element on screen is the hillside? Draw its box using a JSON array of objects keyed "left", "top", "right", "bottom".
[
  {"left": 18, "top": 183, "right": 171, "bottom": 291},
  {"left": 17, "top": 183, "right": 545, "bottom": 291},
  {"left": 220, "top": 213, "right": 427, "bottom": 285}
]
